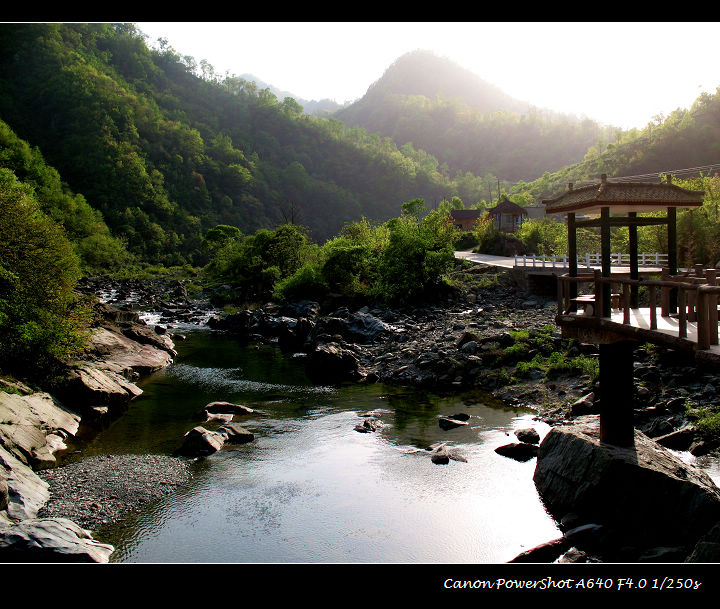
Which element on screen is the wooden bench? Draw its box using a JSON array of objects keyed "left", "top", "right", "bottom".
[{"left": 569, "top": 293, "right": 620, "bottom": 316}]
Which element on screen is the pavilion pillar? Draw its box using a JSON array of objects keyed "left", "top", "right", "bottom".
[
  {"left": 567, "top": 212, "right": 577, "bottom": 302},
  {"left": 629, "top": 212, "right": 639, "bottom": 307},
  {"left": 668, "top": 206, "right": 678, "bottom": 313},
  {"left": 599, "top": 340, "right": 635, "bottom": 446},
  {"left": 600, "top": 206, "right": 612, "bottom": 317}
]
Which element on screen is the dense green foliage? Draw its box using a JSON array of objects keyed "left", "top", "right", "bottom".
[
  {"left": 0, "top": 169, "right": 92, "bottom": 379},
  {"left": 0, "top": 24, "right": 507, "bottom": 266},
  {"left": 203, "top": 200, "right": 458, "bottom": 305},
  {"left": 0, "top": 119, "right": 133, "bottom": 274}
]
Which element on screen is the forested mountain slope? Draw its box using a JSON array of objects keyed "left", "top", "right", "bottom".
[
  {"left": 510, "top": 88, "right": 720, "bottom": 202},
  {"left": 0, "top": 24, "right": 480, "bottom": 265},
  {"left": 334, "top": 50, "right": 618, "bottom": 182}
]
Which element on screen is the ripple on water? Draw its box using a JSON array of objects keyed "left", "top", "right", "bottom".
[{"left": 167, "top": 363, "right": 336, "bottom": 396}]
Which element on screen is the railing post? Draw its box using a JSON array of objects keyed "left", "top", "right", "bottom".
[
  {"left": 707, "top": 270, "right": 718, "bottom": 346},
  {"left": 649, "top": 285, "right": 657, "bottom": 330},
  {"left": 661, "top": 268, "right": 669, "bottom": 317},
  {"left": 697, "top": 287, "right": 709, "bottom": 350},
  {"left": 678, "top": 287, "right": 687, "bottom": 338},
  {"left": 594, "top": 269, "right": 603, "bottom": 317},
  {"left": 623, "top": 283, "right": 630, "bottom": 324}
]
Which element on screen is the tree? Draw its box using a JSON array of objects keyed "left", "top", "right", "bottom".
[{"left": 0, "top": 169, "right": 90, "bottom": 378}]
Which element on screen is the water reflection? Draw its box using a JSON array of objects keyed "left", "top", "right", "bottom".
[{"left": 88, "top": 330, "right": 560, "bottom": 563}]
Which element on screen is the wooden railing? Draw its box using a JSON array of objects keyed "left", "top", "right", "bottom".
[
  {"left": 516, "top": 252, "right": 668, "bottom": 269},
  {"left": 556, "top": 267, "right": 719, "bottom": 349}
]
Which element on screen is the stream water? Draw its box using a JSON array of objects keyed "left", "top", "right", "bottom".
[{"left": 77, "top": 329, "right": 564, "bottom": 563}]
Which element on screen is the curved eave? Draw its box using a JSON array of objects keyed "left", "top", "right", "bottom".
[{"left": 544, "top": 200, "right": 703, "bottom": 216}]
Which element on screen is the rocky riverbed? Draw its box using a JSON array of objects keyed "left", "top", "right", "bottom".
[{"left": 4, "top": 266, "right": 720, "bottom": 563}]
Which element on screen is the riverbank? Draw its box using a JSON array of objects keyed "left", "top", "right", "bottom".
[{"left": 0, "top": 295, "right": 187, "bottom": 561}]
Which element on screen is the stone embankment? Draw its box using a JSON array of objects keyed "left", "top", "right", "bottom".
[{"left": 0, "top": 297, "right": 188, "bottom": 562}]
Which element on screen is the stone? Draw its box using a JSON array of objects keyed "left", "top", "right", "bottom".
[
  {"left": 514, "top": 427, "right": 541, "bottom": 444},
  {"left": 0, "top": 445, "right": 49, "bottom": 521},
  {"left": 0, "top": 468, "right": 7, "bottom": 512},
  {"left": 305, "top": 342, "right": 362, "bottom": 383},
  {"left": 533, "top": 416, "right": 720, "bottom": 548},
  {"left": 204, "top": 402, "right": 254, "bottom": 416},
  {"left": 570, "top": 393, "right": 596, "bottom": 416},
  {"left": 85, "top": 326, "right": 174, "bottom": 374},
  {"left": 438, "top": 416, "right": 469, "bottom": 430},
  {"left": 495, "top": 442, "right": 538, "bottom": 461},
  {"left": 54, "top": 364, "right": 143, "bottom": 415},
  {"left": 0, "top": 517, "right": 114, "bottom": 563},
  {"left": 216, "top": 424, "right": 254, "bottom": 444},
  {"left": 655, "top": 424, "right": 697, "bottom": 451},
  {"left": 686, "top": 522, "right": 720, "bottom": 562},
  {"left": 0, "top": 392, "right": 80, "bottom": 470},
  {"left": 354, "top": 417, "right": 381, "bottom": 433},
  {"left": 175, "top": 427, "right": 226, "bottom": 457}
]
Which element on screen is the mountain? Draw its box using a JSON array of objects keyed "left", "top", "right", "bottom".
[
  {"left": 239, "top": 73, "right": 346, "bottom": 116},
  {"left": 334, "top": 50, "right": 617, "bottom": 182},
  {"left": 0, "top": 24, "right": 490, "bottom": 265}
]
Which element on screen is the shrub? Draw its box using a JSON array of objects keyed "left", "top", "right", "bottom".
[{"left": 273, "top": 263, "right": 328, "bottom": 301}]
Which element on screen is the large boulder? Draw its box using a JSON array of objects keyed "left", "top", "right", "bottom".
[
  {"left": 0, "top": 517, "right": 114, "bottom": 563},
  {"left": 0, "top": 445, "right": 49, "bottom": 520},
  {"left": 54, "top": 364, "right": 143, "bottom": 416},
  {"left": 533, "top": 416, "right": 720, "bottom": 549},
  {"left": 0, "top": 392, "right": 80, "bottom": 470},
  {"left": 305, "top": 342, "right": 362, "bottom": 384},
  {"left": 85, "top": 326, "right": 173, "bottom": 375}
]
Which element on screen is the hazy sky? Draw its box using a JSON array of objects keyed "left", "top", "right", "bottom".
[{"left": 135, "top": 22, "right": 719, "bottom": 130}]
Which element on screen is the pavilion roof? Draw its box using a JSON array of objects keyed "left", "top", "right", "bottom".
[{"left": 542, "top": 175, "right": 705, "bottom": 215}]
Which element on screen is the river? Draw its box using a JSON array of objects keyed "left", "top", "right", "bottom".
[{"left": 75, "top": 328, "right": 564, "bottom": 563}]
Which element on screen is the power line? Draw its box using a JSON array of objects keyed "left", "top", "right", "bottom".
[{"left": 571, "top": 163, "right": 720, "bottom": 187}]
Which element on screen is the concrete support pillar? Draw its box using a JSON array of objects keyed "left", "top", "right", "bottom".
[{"left": 599, "top": 340, "right": 635, "bottom": 447}]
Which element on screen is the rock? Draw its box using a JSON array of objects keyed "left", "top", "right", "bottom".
[
  {"left": 204, "top": 402, "right": 254, "bottom": 416},
  {"left": 0, "top": 445, "right": 49, "bottom": 520},
  {"left": 85, "top": 326, "right": 174, "bottom": 374},
  {"left": 570, "top": 393, "right": 596, "bottom": 416},
  {"left": 354, "top": 417, "right": 381, "bottom": 433},
  {"left": 431, "top": 452, "right": 450, "bottom": 465},
  {"left": 216, "top": 424, "right": 254, "bottom": 444},
  {"left": 533, "top": 416, "right": 720, "bottom": 548},
  {"left": 514, "top": 427, "right": 540, "bottom": 444},
  {"left": 305, "top": 342, "right": 362, "bottom": 383},
  {"left": 0, "top": 469, "right": 7, "bottom": 511},
  {"left": 175, "top": 427, "right": 226, "bottom": 457},
  {"left": 54, "top": 364, "right": 142, "bottom": 416},
  {"left": 0, "top": 517, "right": 114, "bottom": 563},
  {"left": 509, "top": 537, "right": 568, "bottom": 563},
  {"left": 655, "top": 424, "right": 697, "bottom": 450},
  {"left": 495, "top": 442, "right": 538, "bottom": 462},
  {"left": 0, "top": 392, "right": 80, "bottom": 470},
  {"left": 438, "top": 416, "right": 469, "bottom": 430},
  {"left": 686, "top": 522, "right": 720, "bottom": 562}
]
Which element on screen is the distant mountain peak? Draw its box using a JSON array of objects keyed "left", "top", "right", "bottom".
[{"left": 363, "top": 49, "right": 530, "bottom": 114}]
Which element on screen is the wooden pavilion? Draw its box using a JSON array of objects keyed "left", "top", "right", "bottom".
[{"left": 541, "top": 174, "right": 706, "bottom": 446}]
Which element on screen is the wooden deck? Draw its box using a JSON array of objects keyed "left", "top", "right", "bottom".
[{"left": 555, "top": 268, "right": 720, "bottom": 366}]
